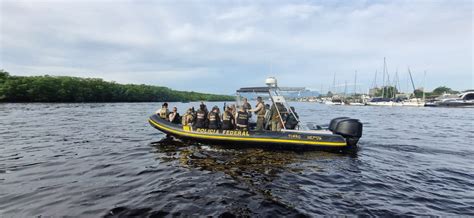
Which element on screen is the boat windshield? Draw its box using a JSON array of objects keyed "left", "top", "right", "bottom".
[{"left": 235, "top": 86, "right": 303, "bottom": 130}]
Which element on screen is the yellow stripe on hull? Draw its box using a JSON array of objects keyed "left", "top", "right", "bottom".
[{"left": 149, "top": 118, "right": 347, "bottom": 147}]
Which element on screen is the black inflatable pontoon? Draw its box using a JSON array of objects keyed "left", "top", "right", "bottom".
[{"left": 149, "top": 77, "right": 363, "bottom": 150}]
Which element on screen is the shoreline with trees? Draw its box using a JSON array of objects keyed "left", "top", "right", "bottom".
[{"left": 0, "top": 70, "right": 234, "bottom": 103}]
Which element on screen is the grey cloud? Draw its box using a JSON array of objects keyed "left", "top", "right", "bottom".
[{"left": 0, "top": 0, "right": 472, "bottom": 94}]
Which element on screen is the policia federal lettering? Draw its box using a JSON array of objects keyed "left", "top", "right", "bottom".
[{"left": 196, "top": 128, "right": 250, "bottom": 136}]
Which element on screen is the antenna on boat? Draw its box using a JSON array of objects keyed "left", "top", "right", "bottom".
[{"left": 265, "top": 77, "right": 278, "bottom": 88}]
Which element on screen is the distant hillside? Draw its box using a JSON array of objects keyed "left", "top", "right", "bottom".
[{"left": 0, "top": 70, "right": 234, "bottom": 102}]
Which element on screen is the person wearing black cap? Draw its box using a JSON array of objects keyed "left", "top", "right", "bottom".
[
  {"left": 221, "top": 106, "right": 235, "bottom": 130},
  {"left": 194, "top": 103, "right": 208, "bottom": 128},
  {"left": 156, "top": 102, "right": 169, "bottom": 119},
  {"left": 235, "top": 106, "right": 249, "bottom": 131},
  {"left": 208, "top": 106, "right": 221, "bottom": 130}
]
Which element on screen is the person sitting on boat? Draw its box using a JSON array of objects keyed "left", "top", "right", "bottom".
[
  {"left": 208, "top": 106, "right": 221, "bottom": 130},
  {"left": 182, "top": 108, "right": 195, "bottom": 126},
  {"left": 156, "top": 102, "right": 169, "bottom": 120},
  {"left": 221, "top": 106, "right": 235, "bottom": 130},
  {"left": 194, "top": 104, "right": 208, "bottom": 128},
  {"left": 200, "top": 101, "right": 209, "bottom": 114},
  {"left": 235, "top": 106, "right": 249, "bottom": 131},
  {"left": 248, "top": 96, "right": 266, "bottom": 131},
  {"left": 284, "top": 106, "right": 299, "bottom": 130},
  {"left": 168, "top": 107, "right": 181, "bottom": 124}
]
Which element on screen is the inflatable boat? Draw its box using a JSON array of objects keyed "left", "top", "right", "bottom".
[{"left": 149, "top": 77, "right": 363, "bottom": 150}]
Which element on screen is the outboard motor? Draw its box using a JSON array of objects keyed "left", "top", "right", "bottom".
[
  {"left": 328, "top": 117, "right": 350, "bottom": 131},
  {"left": 329, "top": 117, "right": 363, "bottom": 147}
]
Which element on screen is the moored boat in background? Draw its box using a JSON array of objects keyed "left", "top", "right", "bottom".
[{"left": 425, "top": 91, "right": 474, "bottom": 107}]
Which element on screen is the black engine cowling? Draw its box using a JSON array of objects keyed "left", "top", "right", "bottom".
[
  {"left": 328, "top": 117, "right": 350, "bottom": 131},
  {"left": 329, "top": 117, "right": 363, "bottom": 148},
  {"left": 332, "top": 118, "right": 363, "bottom": 138}
]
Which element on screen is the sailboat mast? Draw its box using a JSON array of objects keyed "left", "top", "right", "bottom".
[
  {"left": 374, "top": 70, "right": 378, "bottom": 88},
  {"left": 382, "top": 57, "right": 386, "bottom": 98},
  {"left": 408, "top": 67, "right": 417, "bottom": 96},
  {"left": 423, "top": 71, "right": 427, "bottom": 101},
  {"left": 354, "top": 70, "right": 358, "bottom": 95},
  {"left": 344, "top": 80, "right": 347, "bottom": 100}
]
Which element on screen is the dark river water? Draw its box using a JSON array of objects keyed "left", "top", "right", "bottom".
[{"left": 1, "top": 102, "right": 473, "bottom": 216}]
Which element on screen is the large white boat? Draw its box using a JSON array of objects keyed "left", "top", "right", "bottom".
[
  {"left": 366, "top": 98, "right": 394, "bottom": 106},
  {"left": 399, "top": 98, "right": 425, "bottom": 107},
  {"left": 426, "top": 91, "right": 474, "bottom": 107}
]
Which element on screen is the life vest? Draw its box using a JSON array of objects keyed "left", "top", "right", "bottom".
[
  {"left": 285, "top": 112, "right": 299, "bottom": 129},
  {"left": 194, "top": 110, "right": 207, "bottom": 128},
  {"left": 159, "top": 108, "right": 169, "bottom": 119},
  {"left": 222, "top": 111, "right": 234, "bottom": 130},
  {"left": 236, "top": 111, "right": 249, "bottom": 128},
  {"left": 255, "top": 102, "right": 266, "bottom": 117},
  {"left": 208, "top": 111, "right": 220, "bottom": 129}
]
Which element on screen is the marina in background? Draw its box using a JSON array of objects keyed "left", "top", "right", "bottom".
[{"left": 285, "top": 58, "right": 473, "bottom": 108}]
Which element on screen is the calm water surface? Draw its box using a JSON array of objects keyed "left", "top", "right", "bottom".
[{"left": 1, "top": 102, "right": 473, "bottom": 216}]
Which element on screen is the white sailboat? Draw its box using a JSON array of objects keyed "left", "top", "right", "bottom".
[
  {"left": 367, "top": 58, "right": 395, "bottom": 106},
  {"left": 400, "top": 68, "right": 425, "bottom": 107},
  {"left": 349, "top": 70, "right": 366, "bottom": 106}
]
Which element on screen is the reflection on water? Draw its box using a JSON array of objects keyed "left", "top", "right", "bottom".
[
  {"left": 149, "top": 137, "right": 359, "bottom": 211},
  {"left": 1, "top": 103, "right": 473, "bottom": 216}
]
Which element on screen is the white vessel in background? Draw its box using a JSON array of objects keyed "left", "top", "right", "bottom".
[
  {"left": 426, "top": 91, "right": 474, "bottom": 107},
  {"left": 367, "top": 58, "right": 395, "bottom": 106},
  {"left": 400, "top": 98, "right": 425, "bottom": 107},
  {"left": 349, "top": 102, "right": 365, "bottom": 106},
  {"left": 366, "top": 98, "right": 394, "bottom": 106},
  {"left": 323, "top": 99, "right": 345, "bottom": 105},
  {"left": 400, "top": 68, "right": 425, "bottom": 107}
]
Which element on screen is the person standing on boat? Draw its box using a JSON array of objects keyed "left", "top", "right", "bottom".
[
  {"left": 208, "top": 106, "right": 221, "bottom": 130},
  {"left": 157, "top": 103, "right": 169, "bottom": 120},
  {"left": 242, "top": 98, "right": 252, "bottom": 118},
  {"left": 194, "top": 104, "right": 208, "bottom": 128},
  {"left": 168, "top": 107, "right": 181, "bottom": 124},
  {"left": 264, "top": 104, "right": 271, "bottom": 130},
  {"left": 269, "top": 103, "right": 285, "bottom": 131},
  {"left": 235, "top": 106, "right": 249, "bottom": 131},
  {"left": 221, "top": 106, "right": 235, "bottom": 130},
  {"left": 230, "top": 104, "right": 237, "bottom": 117},
  {"left": 249, "top": 96, "right": 266, "bottom": 131}
]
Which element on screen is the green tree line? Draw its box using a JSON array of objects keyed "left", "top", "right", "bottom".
[{"left": 0, "top": 70, "right": 234, "bottom": 102}]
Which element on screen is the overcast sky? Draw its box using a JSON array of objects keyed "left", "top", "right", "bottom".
[{"left": 1, "top": 0, "right": 472, "bottom": 94}]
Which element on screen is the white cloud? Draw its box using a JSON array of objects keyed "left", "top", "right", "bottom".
[{"left": 0, "top": 0, "right": 472, "bottom": 93}]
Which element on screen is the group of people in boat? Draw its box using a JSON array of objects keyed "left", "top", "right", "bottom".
[{"left": 155, "top": 97, "right": 299, "bottom": 131}]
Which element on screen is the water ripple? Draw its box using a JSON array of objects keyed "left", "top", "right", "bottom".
[{"left": 0, "top": 102, "right": 473, "bottom": 216}]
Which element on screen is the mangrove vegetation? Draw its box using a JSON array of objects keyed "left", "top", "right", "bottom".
[{"left": 0, "top": 70, "right": 234, "bottom": 102}]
